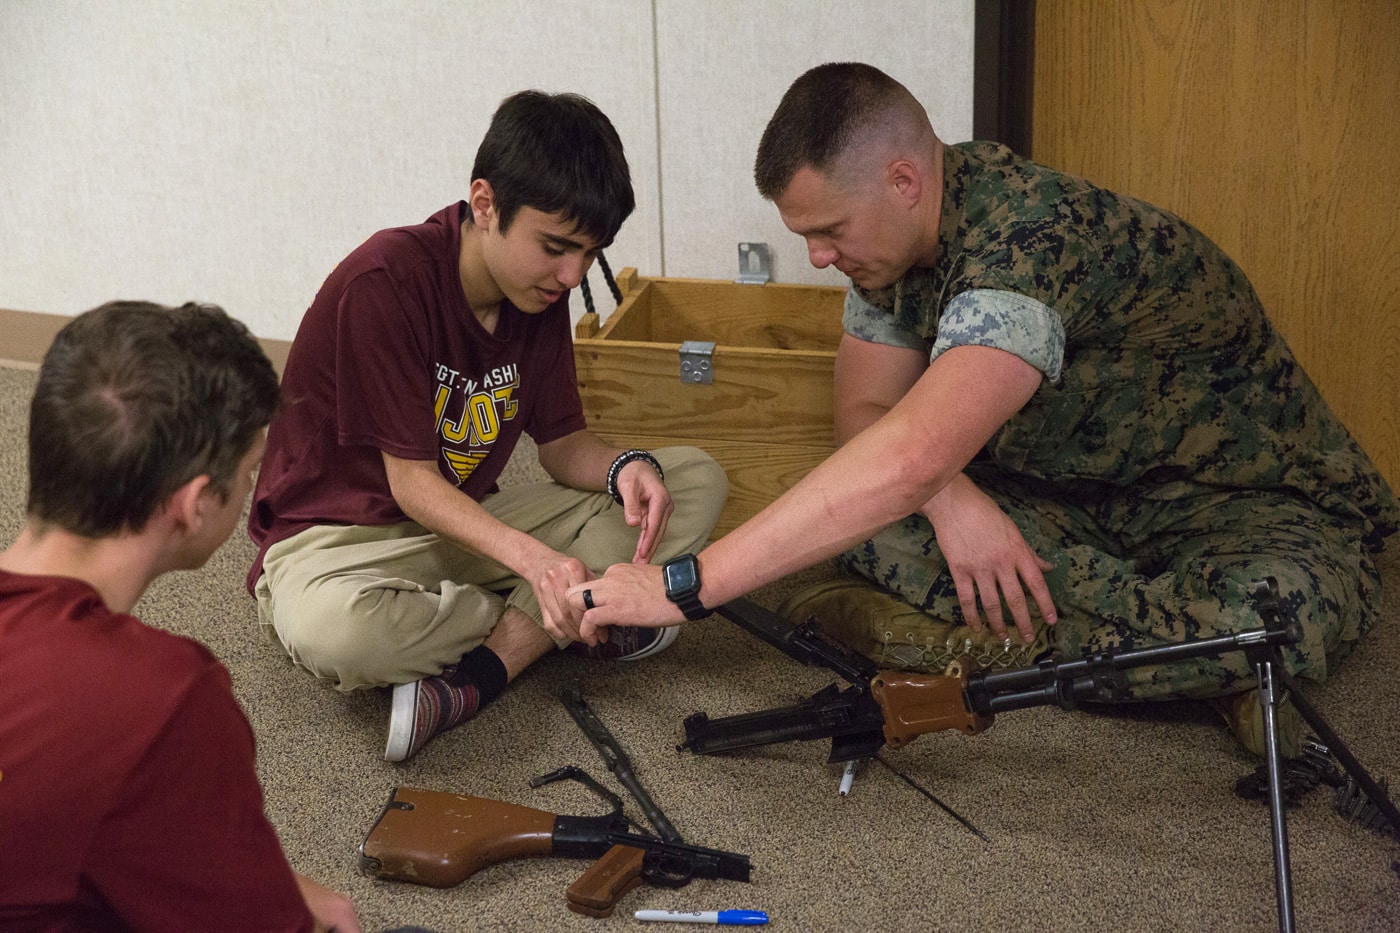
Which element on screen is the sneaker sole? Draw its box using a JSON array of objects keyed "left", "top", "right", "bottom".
[
  {"left": 384, "top": 681, "right": 420, "bottom": 762},
  {"left": 615, "top": 624, "right": 680, "bottom": 661}
]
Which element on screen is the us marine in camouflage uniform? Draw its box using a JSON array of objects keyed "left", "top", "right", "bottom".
[
  {"left": 568, "top": 62, "right": 1398, "bottom": 754},
  {"left": 834, "top": 137, "right": 1397, "bottom": 701}
]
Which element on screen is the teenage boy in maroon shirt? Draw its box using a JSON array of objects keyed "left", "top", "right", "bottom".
[{"left": 248, "top": 90, "right": 726, "bottom": 762}]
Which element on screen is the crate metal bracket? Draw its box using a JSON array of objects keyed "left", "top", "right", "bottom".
[
  {"left": 679, "top": 340, "right": 716, "bottom": 385},
  {"left": 736, "top": 242, "right": 771, "bottom": 285}
]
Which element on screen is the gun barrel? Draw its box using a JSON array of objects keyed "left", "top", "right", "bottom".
[{"left": 965, "top": 622, "right": 1298, "bottom": 714}]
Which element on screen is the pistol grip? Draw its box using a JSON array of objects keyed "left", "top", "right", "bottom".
[{"left": 566, "top": 844, "right": 646, "bottom": 917}]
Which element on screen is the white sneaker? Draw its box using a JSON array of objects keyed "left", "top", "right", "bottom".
[{"left": 384, "top": 674, "right": 481, "bottom": 763}]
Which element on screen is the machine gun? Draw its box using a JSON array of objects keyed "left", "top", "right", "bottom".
[
  {"left": 684, "top": 578, "right": 1400, "bottom": 933},
  {"left": 682, "top": 581, "right": 1299, "bottom": 762}
]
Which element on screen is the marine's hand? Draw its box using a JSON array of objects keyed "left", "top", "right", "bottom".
[
  {"left": 295, "top": 872, "right": 361, "bottom": 933},
  {"left": 616, "top": 459, "right": 675, "bottom": 563},
  {"left": 568, "top": 562, "right": 684, "bottom": 643},
  {"left": 923, "top": 474, "right": 1057, "bottom": 643}
]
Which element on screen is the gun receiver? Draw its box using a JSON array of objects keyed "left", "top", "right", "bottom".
[
  {"left": 688, "top": 581, "right": 1300, "bottom": 762},
  {"left": 359, "top": 786, "right": 750, "bottom": 909}
]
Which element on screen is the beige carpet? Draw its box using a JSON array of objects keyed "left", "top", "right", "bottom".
[{"left": 2, "top": 363, "right": 1397, "bottom": 932}]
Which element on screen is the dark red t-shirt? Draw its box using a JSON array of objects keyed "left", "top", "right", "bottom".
[
  {"left": 247, "top": 202, "right": 586, "bottom": 589},
  {"left": 0, "top": 571, "right": 313, "bottom": 932}
]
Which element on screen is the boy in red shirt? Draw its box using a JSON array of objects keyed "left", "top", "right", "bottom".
[{"left": 0, "top": 302, "right": 359, "bottom": 932}]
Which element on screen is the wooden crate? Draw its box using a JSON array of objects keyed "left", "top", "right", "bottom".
[{"left": 574, "top": 268, "right": 846, "bottom": 537}]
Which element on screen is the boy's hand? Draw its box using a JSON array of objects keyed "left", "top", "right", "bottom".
[
  {"left": 535, "top": 551, "right": 593, "bottom": 644},
  {"left": 616, "top": 459, "right": 675, "bottom": 563},
  {"left": 295, "top": 872, "right": 361, "bottom": 933}
]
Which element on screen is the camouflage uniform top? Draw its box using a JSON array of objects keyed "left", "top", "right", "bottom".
[{"left": 845, "top": 141, "right": 1398, "bottom": 551}]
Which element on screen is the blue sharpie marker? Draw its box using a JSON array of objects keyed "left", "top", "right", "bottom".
[{"left": 634, "top": 909, "right": 769, "bottom": 926}]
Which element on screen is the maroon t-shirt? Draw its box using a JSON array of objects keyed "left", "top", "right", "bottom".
[
  {"left": 0, "top": 571, "right": 314, "bottom": 932},
  {"left": 247, "top": 202, "right": 587, "bottom": 589}
]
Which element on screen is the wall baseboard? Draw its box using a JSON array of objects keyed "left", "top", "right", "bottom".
[{"left": 0, "top": 307, "right": 292, "bottom": 375}]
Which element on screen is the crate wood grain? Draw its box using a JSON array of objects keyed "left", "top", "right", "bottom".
[{"left": 575, "top": 269, "right": 846, "bottom": 536}]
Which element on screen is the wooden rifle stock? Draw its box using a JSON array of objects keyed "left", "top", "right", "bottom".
[
  {"left": 359, "top": 787, "right": 556, "bottom": 888},
  {"left": 359, "top": 786, "right": 750, "bottom": 917}
]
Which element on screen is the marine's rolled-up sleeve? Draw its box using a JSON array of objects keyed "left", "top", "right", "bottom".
[
  {"left": 841, "top": 288, "right": 929, "bottom": 352},
  {"left": 931, "top": 288, "right": 1065, "bottom": 382}
]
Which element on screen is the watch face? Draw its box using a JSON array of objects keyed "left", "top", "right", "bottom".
[{"left": 664, "top": 558, "right": 699, "bottom": 595}]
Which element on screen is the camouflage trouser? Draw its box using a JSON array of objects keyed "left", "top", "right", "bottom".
[{"left": 838, "top": 466, "right": 1384, "bottom": 700}]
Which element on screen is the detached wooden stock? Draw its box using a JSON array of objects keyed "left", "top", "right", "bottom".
[
  {"left": 360, "top": 787, "right": 555, "bottom": 888},
  {"left": 871, "top": 657, "right": 993, "bottom": 748}
]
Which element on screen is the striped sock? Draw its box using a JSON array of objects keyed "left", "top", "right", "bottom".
[
  {"left": 387, "top": 647, "right": 510, "bottom": 762},
  {"left": 397, "top": 676, "right": 480, "bottom": 762}
]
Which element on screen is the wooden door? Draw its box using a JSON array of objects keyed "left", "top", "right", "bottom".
[{"left": 1031, "top": 0, "right": 1400, "bottom": 488}]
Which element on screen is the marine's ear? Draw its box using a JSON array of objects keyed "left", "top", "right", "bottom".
[{"left": 887, "top": 158, "right": 922, "bottom": 207}]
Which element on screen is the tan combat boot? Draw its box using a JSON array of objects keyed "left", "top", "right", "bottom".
[
  {"left": 1212, "top": 689, "right": 1305, "bottom": 759},
  {"left": 777, "top": 578, "right": 1050, "bottom": 673}
]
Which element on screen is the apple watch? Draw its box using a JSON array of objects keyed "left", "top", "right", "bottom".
[{"left": 662, "top": 553, "right": 708, "bottom": 621}]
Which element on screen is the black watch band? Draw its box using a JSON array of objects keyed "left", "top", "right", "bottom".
[
  {"left": 672, "top": 591, "right": 707, "bottom": 621},
  {"left": 662, "top": 554, "right": 708, "bottom": 621}
]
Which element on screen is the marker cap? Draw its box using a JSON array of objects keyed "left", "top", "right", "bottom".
[{"left": 717, "top": 911, "right": 768, "bottom": 925}]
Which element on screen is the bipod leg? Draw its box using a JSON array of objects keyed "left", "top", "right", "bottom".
[
  {"left": 1256, "top": 659, "right": 1296, "bottom": 933},
  {"left": 1275, "top": 666, "right": 1400, "bottom": 838}
]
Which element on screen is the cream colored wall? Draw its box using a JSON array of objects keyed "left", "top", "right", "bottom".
[
  {"left": 0, "top": 0, "right": 974, "bottom": 343},
  {"left": 654, "top": 2, "right": 974, "bottom": 289}
]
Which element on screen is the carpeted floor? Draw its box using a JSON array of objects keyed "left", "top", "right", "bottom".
[{"left": 2, "top": 362, "right": 1397, "bottom": 932}]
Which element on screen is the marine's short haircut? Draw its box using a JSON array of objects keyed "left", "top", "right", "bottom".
[
  {"left": 755, "top": 62, "right": 912, "bottom": 200},
  {"left": 470, "top": 90, "right": 635, "bottom": 247},
  {"left": 27, "top": 301, "right": 281, "bottom": 536}
]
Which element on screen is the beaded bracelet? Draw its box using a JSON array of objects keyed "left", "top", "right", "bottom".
[{"left": 606, "top": 449, "right": 664, "bottom": 504}]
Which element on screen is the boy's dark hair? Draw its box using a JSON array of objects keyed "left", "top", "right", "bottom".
[
  {"left": 28, "top": 301, "right": 281, "bottom": 536},
  {"left": 470, "top": 90, "right": 635, "bottom": 247},
  {"left": 755, "top": 62, "right": 907, "bottom": 200}
]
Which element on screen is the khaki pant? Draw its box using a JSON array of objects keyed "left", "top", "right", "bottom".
[{"left": 256, "top": 447, "right": 726, "bottom": 690}]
